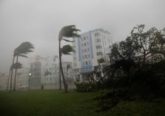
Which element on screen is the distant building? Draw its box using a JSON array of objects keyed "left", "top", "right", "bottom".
[
  {"left": 61, "top": 62, "right": 75, "bottom": 89},
  {"left": 29, "top": 61, "right": 42, "bottom": 89},
  {"left": 42, "top": 56, "right": 59, "bottom": 89},
  {"left": 43, "top": 59, "right": 75, "bottom": 89},
  {"left": 16, "top": 67, "right": 29, "bottom": 90},
  {"left": 15, "top": 55, "right": 75, "bottom": 90},
  {"left": 0, "top": 73, "right": 8, "bottom": 90},
  {"left": 73, "top": 29, "right": 112, "bottom": 81}
]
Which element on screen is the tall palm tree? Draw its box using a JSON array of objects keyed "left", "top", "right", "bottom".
[
  {"left": 58, "top": 25, "right": 80, "bottom": 92},
  {"left": 9, "top": 42, "right": 34, "bottom": 91}
]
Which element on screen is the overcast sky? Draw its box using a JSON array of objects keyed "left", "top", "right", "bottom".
[{"left": 0, "top": 0, "right": 165, "bottom": 73}]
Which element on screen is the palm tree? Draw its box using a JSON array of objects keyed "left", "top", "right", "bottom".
[
  {"left": 9, "top": 42, "right": 34, "bottom": 91},
  {"left": 58, "top": 25, "right": 80, "bottom": 92},
  {"left": 9, "top": 61, "right": 22, "bottom": 91}
]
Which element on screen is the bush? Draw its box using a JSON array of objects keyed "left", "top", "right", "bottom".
[{"left": 74, "top": 82, "right": 98, "bottom": 92}]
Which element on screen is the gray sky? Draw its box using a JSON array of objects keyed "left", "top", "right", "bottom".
[{"left": 0, "top": 0, "right": 165, "bottom": 73}]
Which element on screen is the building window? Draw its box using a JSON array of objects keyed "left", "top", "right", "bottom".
[
  {"left": 97, "top": 52, "right": 103, "bottom": 56},
  {"left": 86, "top": 61, "right": 88, "bottom": 65},
  {"left": 96, "top": 45, "right": 102, "bottom": 49},
  {"left": 96, "top": 38, "right": 101, "bottom": 42},
  {"left": 95, "top": 32, "right": 100, "bottom": 37}
]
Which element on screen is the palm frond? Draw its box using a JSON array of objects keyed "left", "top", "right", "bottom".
[
  {"left": 11, "top": 62, "right": 22, "bottom": 69},
  {"left": 60, "top": 25, "right": 80, "bottom": 39},
  {"left": 18, "top": 54, "right": 28, "bottom": 58},
  {"left": 14, "top": 42, "right": 34, "bottom": 56},
  {"left": 62, "top": 39, "right": 75, "bottom": 42},
  {"left": 61, "top": 44, "right": 74, "bottom": 55}
]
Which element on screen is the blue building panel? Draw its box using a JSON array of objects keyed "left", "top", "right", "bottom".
[{"left": 78, "top": 32, "right": 94, "bottom": 73}]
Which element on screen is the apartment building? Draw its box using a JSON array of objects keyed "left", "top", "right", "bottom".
[{"left": 73, "top": 29, "right": 112, "bottom": 81}]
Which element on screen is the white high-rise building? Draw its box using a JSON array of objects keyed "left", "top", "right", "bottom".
[{"left": 73, "top": 29, "right": 112, "bottom": 81}]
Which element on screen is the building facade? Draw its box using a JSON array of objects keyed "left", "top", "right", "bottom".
[
  {"left": 43, "top": 60, "right": 75, "bottom": 89},
  {"left": 73, "top": 29, "right": 112, "bottom": 81},
  {"left": 0, "top": 73, "right": 8, "bottom": 90},
  {"left": 16, "top": 67, "right": 29, "bottom": 90},
  {"left": 29, "top": 61, "right": 42, "bottom": 89},
  {"left": 14, "top": 55, "right": 75, "bottom": 90}
]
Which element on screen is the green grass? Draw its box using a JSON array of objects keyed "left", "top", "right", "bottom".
[{"left": 0, "top": 90, "right": 165, "bottom": 116}]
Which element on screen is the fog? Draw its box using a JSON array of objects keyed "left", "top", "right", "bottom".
[{"left": 0, "top": 0, "right": 165, "bottom": 73}]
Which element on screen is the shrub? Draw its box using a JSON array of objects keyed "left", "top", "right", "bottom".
[{"left": 74, "top": 82, "right": 98, "bottom": 92}]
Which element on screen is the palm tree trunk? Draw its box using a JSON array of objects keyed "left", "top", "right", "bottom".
[
  {"left": 59, "top": 68, "right": 62, "bottom": 90},
  {"left": 58, "top": 51, "right": 62, "bottom": 90},
  {"left": 10, "top": 55, "right": 15, "bottom": 91},
  {"left": 7, "top": 68, "right": 11, "bottom": 91},
  {"left": 59, "top": 39, "right": 68, "bottom": 92},
  {"left": 13, "top": 56, "right": 18, "bottom": 91}
]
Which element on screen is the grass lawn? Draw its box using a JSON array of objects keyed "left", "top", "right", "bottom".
[{"left": 0, "top": 90, "right": 165, "bottom": 116}]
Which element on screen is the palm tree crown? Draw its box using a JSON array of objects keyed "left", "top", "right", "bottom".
[
  {"left": 14, "top": 42, "right": 34, "bottom": 57},
  {"left": 59, "top": 25, "right": 80, "bottom": 40}
]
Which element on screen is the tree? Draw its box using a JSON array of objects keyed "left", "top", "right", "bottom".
[
  {"left": 97, "top": 25, "right": 165, "bottom": 111},
  {"left": 110, "top": 37, "right": 138, "bottom": 62},
  {"left": 97, "top": 58, "right": 105, "bottom": 64},
  {"left": 105, "top": 37, "right": 137, "bottom": 82},
  {"left": 130, "top": 25, "right": 163, "bottom": 65},
  {"left": 149, "top": 28, "right": 165, "bottom": 56},
  {"left": 9, "top": 42, "right": 34, "bottom": 91},
  {"left": 131, "top": 25, "right": 165, "bottom": 65},
  {"left": 58, "top": 25, "right": 80, "bottom": 92}
]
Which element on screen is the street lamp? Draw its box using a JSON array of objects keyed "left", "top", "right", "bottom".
[{"left": 28, "top": 73, "right": 32, "bottom": 90}]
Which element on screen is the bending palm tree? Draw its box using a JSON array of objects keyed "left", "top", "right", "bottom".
[
  {"left": 59, "top": 25, "right": 80, "bottom": 92},
  {"left": 9, "top": 42, "right": 34, "bottom": 91}
]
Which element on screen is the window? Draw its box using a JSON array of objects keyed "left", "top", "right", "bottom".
[
  {"left": 96, "top": 38, "right": 101, "bottom": 42},
  {"left": 96, "top": 45, "right": 102, "bottom": 49},
  {"left": 97, "top": 52, "right": 103, "bottom": 56},
  {"left": 86, "top": 61, "right": 88, "bottom": 65},
  {"left": 95, "top": 32, "right": 100, "bottom": 37}
]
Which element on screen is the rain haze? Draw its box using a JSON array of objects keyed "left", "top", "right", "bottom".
[{"left": 0, "top": 0, "right": 165, "bottom": 73}]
